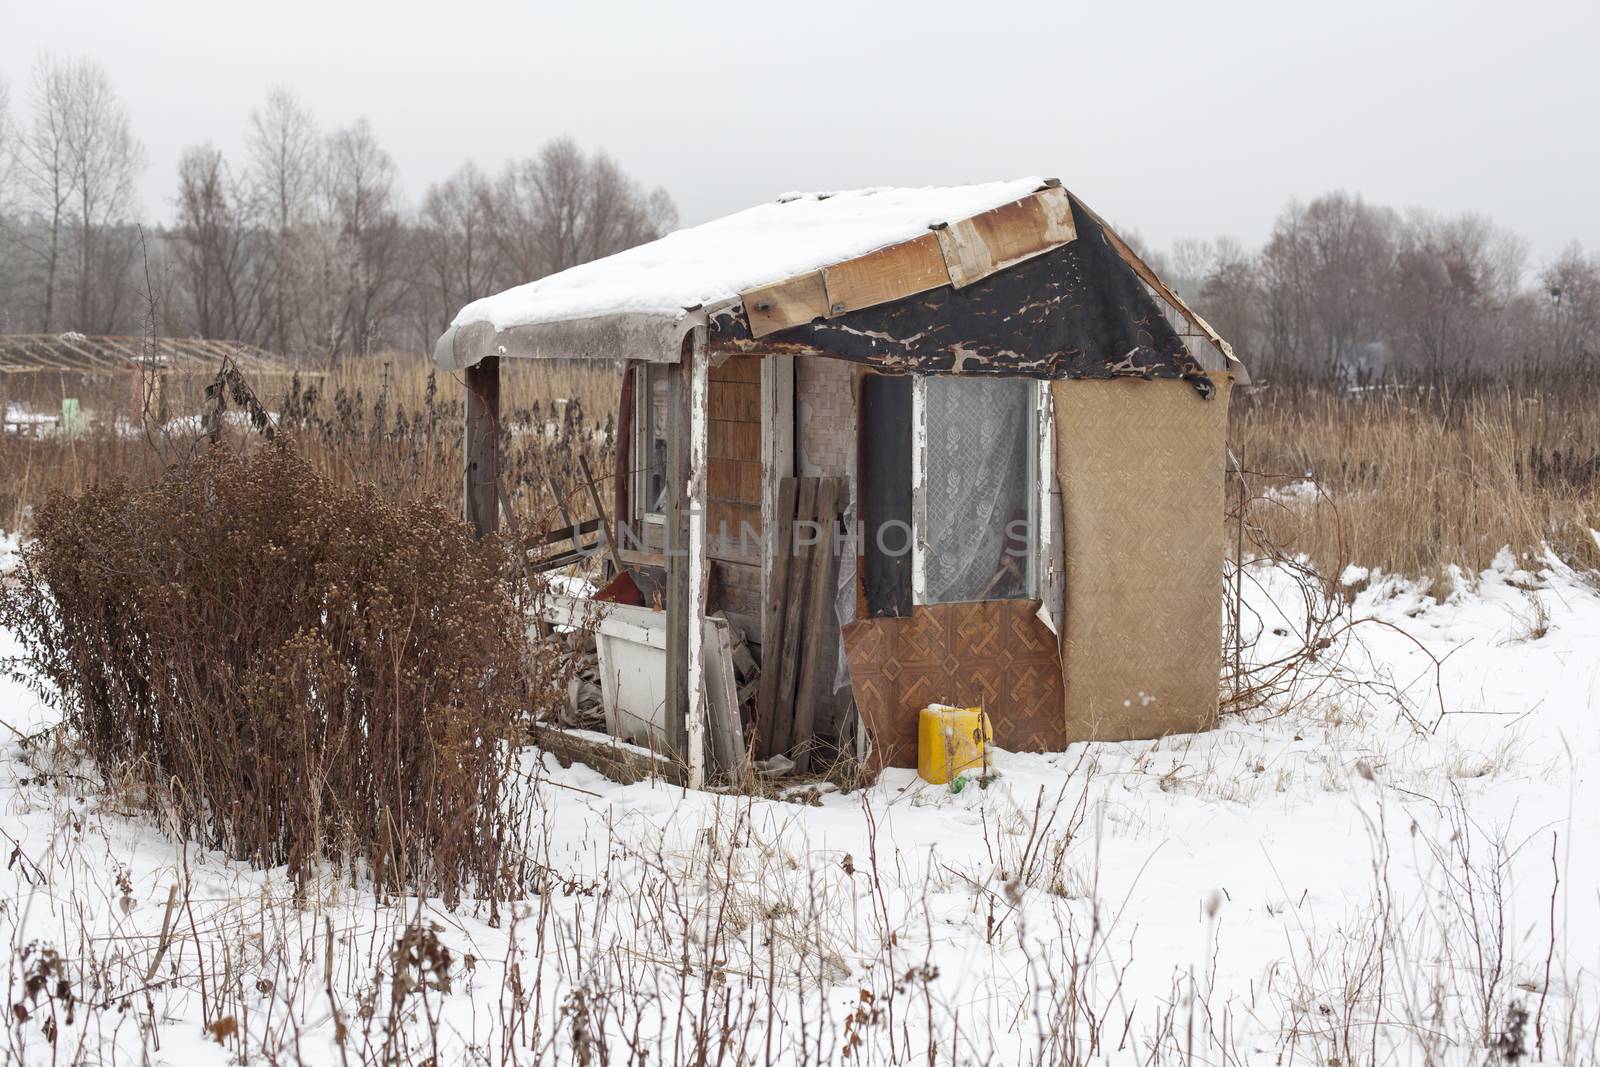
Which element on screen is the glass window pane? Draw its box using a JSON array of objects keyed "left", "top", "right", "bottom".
[
  {"left": 923, "top": 377, "right": 1033, "bottom": 603},
  {"left": 642, "top": 364, "right": 670, "bottom": 515}
]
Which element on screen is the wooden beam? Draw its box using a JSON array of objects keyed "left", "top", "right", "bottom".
[
  {"left": 464, "top": 356, "right": 500, "bottom": 538},
  {"left": 664, "top": 343, "right": 692, "bottom": 762},
  {"left": 743, "top": 273, "right": 828, "bottom": 337},
  {"left": 821, "top": 233, "right": 947, "bottom": 315}
]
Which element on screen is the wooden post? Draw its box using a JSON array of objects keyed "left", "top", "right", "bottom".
[
  {"left": 464, "top": 356, "right": 501, "bottom": 538},
  {"left": 759, "top": 355, "right": 794, "bottom": 641},
  {"left": 685, "top": 329, "right": 709, "bottom": 788},
  {"left": 664, "top": 329, "right": 710, "bottom": 785}
]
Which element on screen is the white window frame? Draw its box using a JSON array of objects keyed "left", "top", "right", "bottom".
[{"left": 631, "top": 362, "right": 670, "bottom": 532}]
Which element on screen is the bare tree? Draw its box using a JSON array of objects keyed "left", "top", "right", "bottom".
[
  {"left": 411, "top": 161, "right": 499, "bottom": 347},
  {"left": 55, "top": 57, "right": 144, "bottom": 332},
  {"left": 1258, "top": 193, "right": 1396, "bottom": 382},
  {"left": 1538, "top": 244, "right": 1600, "bottom": 372},
  {"left": 324, "top": 118, "right": 404, "bottom": 361},
  {"left": 246, "top": 88, "right": 319, "bottom": 356},
  {"left": 18, "top": 58, "right": 74, "bottom": 331},
  {"left": 482, "top": 137, "right": 676, "bottom": 286},
  {"left": 172, "top": 144, "right": 268, "bottom": 340},
  {"left": 0, "top": 76, "right": 15, "bottom": 207},
  {"left": 1388, "top": 211, "right": 1526, "bottom": 380}
]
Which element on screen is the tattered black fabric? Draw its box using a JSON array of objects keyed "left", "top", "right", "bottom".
[{"left": 711, "top": 201, "right": 1215, "bottom": 398}]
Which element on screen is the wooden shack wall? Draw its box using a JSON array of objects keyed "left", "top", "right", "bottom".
[
  {"left": 707, "top": 354, "right": 763, "bottom": 631},
  {"left": 1052, "top": 374, "right": 1232, "bottom": 740}
]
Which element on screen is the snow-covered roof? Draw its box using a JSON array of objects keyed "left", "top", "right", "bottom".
[{"left": 450, "top": 177, "right": 1048, "bottom": 336}]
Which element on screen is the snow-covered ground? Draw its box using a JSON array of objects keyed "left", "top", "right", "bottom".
[{"left": 2, "top": 550, "right": 1597, "bottom": 1064}]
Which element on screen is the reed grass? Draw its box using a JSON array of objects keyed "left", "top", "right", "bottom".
[{"left": 6, "top": 353, "right": 1599, "bottom": 586}]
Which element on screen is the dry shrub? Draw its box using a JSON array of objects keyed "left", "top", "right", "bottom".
[{"left": 0, "top": 440, "right": 537, "bottom": 906}]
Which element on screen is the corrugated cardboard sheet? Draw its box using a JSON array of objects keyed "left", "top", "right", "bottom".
[
  {"left": 843, "top": 599, "right": 1065, "bottom": 773},
  {"left": 1052, "top": 375, "right": 1232, "bottom": 740}
]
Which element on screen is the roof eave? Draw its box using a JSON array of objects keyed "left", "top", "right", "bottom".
[{"left": 434, "top": 308, "right": 710, "bottom": 370}]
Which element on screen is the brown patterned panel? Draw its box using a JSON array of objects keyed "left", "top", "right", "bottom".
[{"left": 842, "top": 600, "right": 1066, "bottom": 771}]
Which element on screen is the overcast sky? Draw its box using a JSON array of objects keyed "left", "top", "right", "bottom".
[{"left": 4, "top": 0, "right": 1597, "bottom": 264}]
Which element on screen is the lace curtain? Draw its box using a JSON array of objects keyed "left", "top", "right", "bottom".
[{"left": 923, "top": 377, "right": 1033, "bottom": 603}]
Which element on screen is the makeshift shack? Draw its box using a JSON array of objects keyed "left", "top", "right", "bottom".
[{"left": 435, "top": 178, "right": 1248, "bottom": 787}]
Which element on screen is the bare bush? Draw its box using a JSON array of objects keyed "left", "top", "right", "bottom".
[{"left": 0, "top": 440, "right": 548, "bottom": 905}]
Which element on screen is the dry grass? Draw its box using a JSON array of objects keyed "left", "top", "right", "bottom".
[
  {"left": 1233, "top": 384, "right": 1600, "bottom": 586},
  {"left": 1, "top": 351, "right": 623, "bottom": 538},
  {"left": 7, "top": 355, "right": 1600, "bottom": 591}
]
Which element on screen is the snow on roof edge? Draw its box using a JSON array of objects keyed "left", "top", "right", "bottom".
[{"left": 448, "top": 178, "right": 1050, "bottom": 337}]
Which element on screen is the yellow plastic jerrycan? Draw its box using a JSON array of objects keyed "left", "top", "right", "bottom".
[{"left": 917, "top": 704, "right": 992, "bottom": 785}]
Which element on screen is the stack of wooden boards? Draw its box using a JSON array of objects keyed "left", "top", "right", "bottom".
[{"left": 756, "top": 476, "right": 848, "bottom": 773}]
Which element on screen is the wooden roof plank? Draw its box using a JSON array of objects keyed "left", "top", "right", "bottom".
[
  {"left": 821, "top": 232, "right": 949, "bottom": 317},
  {"left": 743, "top": 272, "right": 829, "bottom": 338}
]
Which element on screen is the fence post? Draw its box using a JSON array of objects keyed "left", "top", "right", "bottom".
[{"left": 465, "top": 356, "right": 501, "bottom": 538}]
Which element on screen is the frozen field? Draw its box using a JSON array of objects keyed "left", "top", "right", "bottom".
[{"left": 2, "top": 549, "right": 1597, "bottom": 1064}]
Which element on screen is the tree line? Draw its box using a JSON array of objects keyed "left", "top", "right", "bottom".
[
  {"left": 0, "top": 56, "right": 676, "bottom": 362},
  {"left": 2, "top": 54, "right": 1597, "bottom": 383},
  {"left": 1146, "top": 194, "right": 1600, "bottom": 387}
]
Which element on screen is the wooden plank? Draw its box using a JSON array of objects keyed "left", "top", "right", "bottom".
[
  {"left": 708, "top": 379, "right": 761, "bottom": 421},
  {"left": 789, "top": 476, "right": 843, "bottom": 773},
  {"left": 743, "top": 271, "right": 828, "bottom": 338},
  {"left": 686, "top": 326, "right": 710, "bottom": 789},
  {"left": 577, "top": 452, "right": 626, "bottom": 576},
  {"left": 936, "top": 187, "right": 1077, "bottom": 288},
  {"left": 755, "top": 476, "right": 798, "bottom": 758},
  {"left": 531, "top": 723, "right": 686, "bottom": 787},
  {"left": 759, "top": 355, "right": 794, "bottom": 645},
  {"left": 463, "top": 356, "right": 500, "bottom": 538},
  {"left": 664, "top": 343, "right": 693, "bottom": 761},
  {"left": 768, "top": 477, "right": 819, "bottom": 758},
  {"left": 821, "top": 233, "right": 948, "bottom": 316},
  {"left": 531, "top": 516, "right": 603, "bottom": 550},
  {"left": 709, "top": 419, "right": 761, "bottom": 460},
  {"left": 704, "top": 616, "right": 748, "bottom": 780}
]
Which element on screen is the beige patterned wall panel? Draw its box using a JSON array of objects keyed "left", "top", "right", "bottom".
[{"left": 1051, "top": 375, "right": 1232, "bottom": 740}]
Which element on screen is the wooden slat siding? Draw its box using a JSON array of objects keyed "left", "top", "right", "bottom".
[
  {"left": 709, "top": 419, "right": 760, "bottom": 457},
  {"left": 789, "top": 476, "right": 843, "bottom": 773},
  {"left": 756, "top": 477, "right": 799, "bottom": 759},
  {"left": 708, "top": 461, "right": 763, "bottom": 503},
  {"left": 821, "top": 233, "right": 947, "bottom": 315},
  {"left": 738, "top": 187, "right": 1078, "bottom": 339},
  {"left": 464, "top": 356, "right": 500, "bottom": 538},
  {"left": 707, "top": 354, "right": 764, "bottom": 576}
]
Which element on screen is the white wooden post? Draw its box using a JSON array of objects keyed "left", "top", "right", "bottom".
[
  {"left": 910, "top": 374, "right": 928, "bottom": 605},
  {"left": 1036, "top": 379, "right": 1060, "bottom": 628},
  {"left": 685, "top": 326, "right": 710, "bottom": 789}
]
